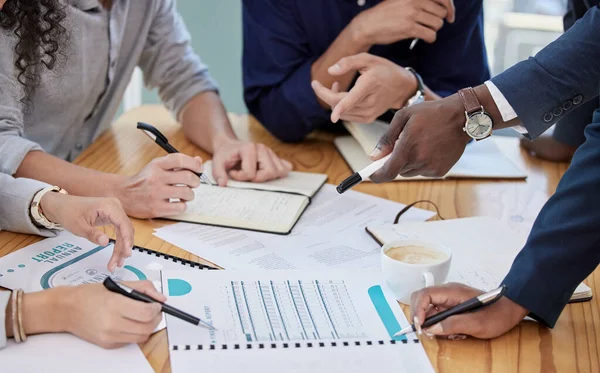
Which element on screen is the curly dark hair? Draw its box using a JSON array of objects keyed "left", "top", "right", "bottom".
[{"left": 0, "top": 0, "right": 67, "bottom": 104}]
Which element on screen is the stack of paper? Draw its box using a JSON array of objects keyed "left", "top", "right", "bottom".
[
  {"left": 0, "top": 334, "right": 153, "bottom": 373},
  {"left": 154, "top": 185, "right": 436, "bottom": 271}
]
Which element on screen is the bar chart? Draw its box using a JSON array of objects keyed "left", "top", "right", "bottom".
[{"left": 227, "top": 280, "right": 367, "bottom": 342}]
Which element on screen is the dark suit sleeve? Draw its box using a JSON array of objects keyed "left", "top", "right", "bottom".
[
  {"left": 415, "top": 0, "right": 490, "bottom": 97},
  {"left": 491, "top": 6, "right": 600, "bottom": 139},
  {"left": 242, "top": 0, "right": 330, "bottom": 143},
  {"left": 502, "top": 111, "right": 600, "bottom": 327}
]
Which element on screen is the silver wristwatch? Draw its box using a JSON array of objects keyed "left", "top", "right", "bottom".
[{"left": 405, "top": 67, "right": 425, "bottom": 107}]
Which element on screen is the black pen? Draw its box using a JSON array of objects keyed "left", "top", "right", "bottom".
[
  {"left": 393, "top": 285, "right": 507, "bottom": 337},
  {"left": 136, "top": 122, "right": 213, "bottom": 185},
  {"left": 103, "top": 277, "right": 216, "bottom": 330}
]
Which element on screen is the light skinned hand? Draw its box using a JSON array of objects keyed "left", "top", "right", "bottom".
[
  {"left": 352, "top": 0, "right": 455, "bottom": 46},
  {"left": 311, "top": 53, "right": 418, "bottom": 123},
  {"left": 410, "top": 283, "right": 529, "bottom": 339},
  {"left": 211, "top": 138, "right": 292, "bottom": 186},
  {"left": 41, "top": 193, "right": 134, "bottom": 272},
  {"left": 64, "top": 281, "right": 165, "bottom": 349},
  {"left": 118, "top": 153, "right": 203, "bottom": 219},
  {"left": 369, "top": 95, "right": 471, "bottom": 182}
]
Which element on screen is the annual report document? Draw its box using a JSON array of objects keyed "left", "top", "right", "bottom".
[
  {"left": 167, "top": 162, "right": 328, "bottom": 235},
  {"left": 0, "top": 232, "right": 214, "bottom": 332},
  {"left": 162, "top": 268, "right": 434, "bottom": 373}
]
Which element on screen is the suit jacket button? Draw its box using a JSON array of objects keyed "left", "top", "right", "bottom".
[
  {"left": 573, "top": 95, "right": 583, "bottom": 105},
  {"left": 543, "top": 112, "right": 554, "bottom": 123},
  {"left": 562, "top": 100, "right": 573, "bottom": 111},
  {"left": 553, "top": 106, "right": 563, "bottom": 117}
]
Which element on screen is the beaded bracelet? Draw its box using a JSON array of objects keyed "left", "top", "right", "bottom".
[
  {"left": 17, "top": 289, "right": 27, "bottom": 342},
  {"left": 11, "top": 290, "right": 21, "bottom": 343}
]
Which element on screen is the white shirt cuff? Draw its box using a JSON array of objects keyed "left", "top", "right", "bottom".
[{"left": 484, "top": 81, "right": 528, "bottom": 135}]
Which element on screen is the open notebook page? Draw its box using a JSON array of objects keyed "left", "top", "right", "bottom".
[
  {"left": 169, "top": 185, "right": 310, "bottom": 234},
  {"left": 202, "top": 161, "right": 327, "bottom": 197}
]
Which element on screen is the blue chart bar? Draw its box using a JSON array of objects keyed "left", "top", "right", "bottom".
[{"left": 367, "top": 285, "right": 406, "bottom": 341}]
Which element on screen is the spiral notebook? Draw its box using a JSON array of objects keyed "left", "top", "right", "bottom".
[
  {"left": 162, "top": 268, "right": 434, "bottom": 373},
  {"left": 0, "top": 231, "right": 215, "bottom": 293},
  {"left": 0, "top": 232, "right": 216, "bottom": 373}
]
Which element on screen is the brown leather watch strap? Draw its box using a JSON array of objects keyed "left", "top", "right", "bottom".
[{"left": 458, "top": 87, "right": 481, "bottom": 115}]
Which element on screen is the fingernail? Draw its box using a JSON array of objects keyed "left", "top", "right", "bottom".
[
  {"left": 369, "top": 147, "right": 382, "bottom": 159},
  {"left": 448, "top": 334, "right": 467, "bottom": 341},
  {"left": 118, "top": 258, "right": 125, "bottom": 267},
  {"left": 329, "top": 64, "right": 341, "bottom": 73},
  {"left": 311, "top": 80, "right": 318, "bottom": 89},
  {"left": 413, "top": 316, "right": 423, "bottom": 336},
  {"left": 425, "top": 323, "right": 444, "bottom": 335},
  {"left": 217, "top": 177, "right": 226, "bottom": 186}
]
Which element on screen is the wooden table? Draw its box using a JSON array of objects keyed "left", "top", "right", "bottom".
[{"left": 1, "top": 105, "right": 597, "bottom": 373}]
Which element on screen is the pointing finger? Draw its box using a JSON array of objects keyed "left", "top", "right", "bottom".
[
  {"left": 103, "top": 201, "right": 134, "bottom": 270},
  {"left": 311, "top": 80, "right": 345, "bottom": 108},
  {"left": 331, "top": 76, "right": 374, "bottom": 123},
  {"left": 328, "top": 53, "right": 377, "bottom": 76}
]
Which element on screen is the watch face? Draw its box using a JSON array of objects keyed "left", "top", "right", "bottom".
[{"left": 466, "top": 112, "right": 493, "bottom": 139}]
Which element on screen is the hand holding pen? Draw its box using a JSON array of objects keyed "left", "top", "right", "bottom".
[
  {"left": 137, "top": 122, "right": 214, "bottom": 185},
  {"left": 349, "top": 0, "right": 455, "bottom": 48},
  {"left": 404, "top": 284, "right": 529, "bottom": 339},
  {"left": 107, "top": 124, "right": 206, "bottom": 219},
  {"left": 103, "top": 277, "right": 216, "bottom": 331}
]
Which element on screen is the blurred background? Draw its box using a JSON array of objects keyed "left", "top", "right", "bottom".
[{"left": 126, "top": 0, "right": 568, "bottom": 115}]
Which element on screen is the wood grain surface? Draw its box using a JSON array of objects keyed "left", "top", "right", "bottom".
[{"left": 0, "top": 105, "right": 596, "bottom": 373}]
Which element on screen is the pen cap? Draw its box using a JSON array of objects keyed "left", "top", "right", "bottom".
[
  {"left": 336, "top": 173, "right": 362, "bottom": 194},
  {"left": 103, "top": 277, "right": 129, "bottom": 297}
]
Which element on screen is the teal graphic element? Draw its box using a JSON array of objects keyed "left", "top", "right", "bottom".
[
  {"left": 368, "top": 285, "right": 407, "bottom": 341},
  {"left": 7, "top": 269, "right": 13, "bottom": 273},
  {"left": 168, "top": 279, "right": 192, "bottom": 296},
  {"left": 40, "top": 245, "right": 107, "bottom": 289},
  {"left": 18, "top": 264, "right": 25, "bottom": 268},
  {"left": 124, "top": 265, "right": 147, "bottom": 280}
]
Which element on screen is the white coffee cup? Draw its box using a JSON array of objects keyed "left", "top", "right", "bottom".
[{"left": 381, "top": 239, "right": 452, "bottom": 305}]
